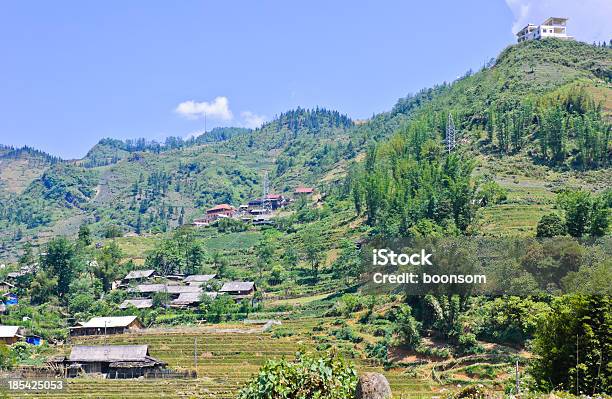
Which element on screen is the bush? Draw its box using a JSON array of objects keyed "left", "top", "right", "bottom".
[
  {"left": 536, "top": 213, "right": 566, "bottom": 237},
  {"left": 238, "top": 351, "right": 358, "bottom": 399},
  {"left": 332, "top": 326, "right": 363, "bottom": 343}
]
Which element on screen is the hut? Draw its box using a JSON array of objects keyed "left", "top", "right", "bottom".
[
  {"left": 52, "top": 345, "right": 166, "bottom": 378},
  {"left": 171, "top": 292, "right": 217, "bottom": 308},
  {"left": 119, "top": 299, "right": 153, "bottom": 310},
  {"left": 183, "top": 274, "right": 216, "bottom": 285},
  {"left": 69, "top": 316, "right": 144, "bottom": 337},
  {"left": 0, "top": 326, "right": 23, "bottom": 345},
  {"left": 219, "top": 282, "right": 256, "bottom": 300},
  {"left": 122, "top": 269, "right": 158, "bottom": 284}
]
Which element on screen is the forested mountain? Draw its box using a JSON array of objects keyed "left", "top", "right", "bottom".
[{"left": 0, "top": 38, "right": 610, "bottom": 259}]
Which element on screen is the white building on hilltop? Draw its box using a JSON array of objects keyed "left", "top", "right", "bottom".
[{"left": 516, "top": 17, "right": 573, "bottom": 43}]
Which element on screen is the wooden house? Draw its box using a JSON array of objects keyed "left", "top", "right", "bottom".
[
  {"left": 122, "top": 269, "right": 158, "bottom": 284},
  {"left": 51, "top": 345, "right": 166, "bottom": 378},
  {"left": 69, "top": 316, "right": 144, "bottom": 337},
  {"left": 119, "top": 299, "right": 153, "bottom": 310},
  {"left": 0, "top": 326, "right": 23, "bottom": 345},
  {"left": 219, "top": 281, "right": 256, "bottom": 300}
]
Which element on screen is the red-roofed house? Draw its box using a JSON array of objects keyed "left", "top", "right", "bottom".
[{"left": 204, "top": 204, "right": 236, "bottom": 223}]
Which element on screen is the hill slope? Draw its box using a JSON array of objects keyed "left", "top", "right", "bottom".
[{"left": 0, "top": 39, "right": 610, "bottom": 258}]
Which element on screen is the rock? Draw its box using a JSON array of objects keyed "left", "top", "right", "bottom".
[{"left": 355, "top": 372, "right": 392, "bottom": 399}]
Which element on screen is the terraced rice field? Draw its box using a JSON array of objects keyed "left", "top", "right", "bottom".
[{"left": 9, "top": 319, "right": 434, "bottom": 399}]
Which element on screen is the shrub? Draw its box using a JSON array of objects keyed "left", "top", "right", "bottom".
[
  {"left": 238, "top": 351, "right": 358, "bottom": 399},
  {"left": 332, "top": 327, "right": 363, "bottom": 343},
  {"left": 536, "top": 213, "right": 566, "bottom": 237}
]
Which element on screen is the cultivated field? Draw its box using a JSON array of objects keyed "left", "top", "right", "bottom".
[{"left": 8, "top": 319, "right": 434, "bottom": 399}]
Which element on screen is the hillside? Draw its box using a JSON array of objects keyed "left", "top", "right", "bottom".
[
  {"left": 0, "top": 38, "right": 610, "bottom": 399},
  {"left": 0, "top": 39, "right": 610, "bottom": 259}
]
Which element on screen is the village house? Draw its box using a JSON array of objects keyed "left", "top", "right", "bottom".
[
  {"left": 0, "top": 281, "right": 15, "bottom": 293},
  {"left": 170, "top": 291, "right": 217, "bottom": 308},
  {"left": 51, "top": 345, "right": 166, "bottom": 378},
  {"left": 219, "top": 281, "right": 256, "bottom": 300},
  {"left": 133, "top": 284, "right": 202, "bottom": 299},
  {"left": 122, "top": 269, "right": 158, "bottom": 284},
  {"left": 516, "top": 17, "right": 573, "bottom": 42},
  {"left": 183, "top": 274, "right": 217, "bottom": 285},
  {"left": 294, "top": 186, "right": 314, "bottom": 196},
  {"left": 69, "top": 316, "right": 144, "bottom": 337},
  {"left": 0, "top": 325, "right": 23, "bottom": 345},
  {"left": 119, "top": 299, "right": 153, "bottom": 310},
  {"left": 204, "top": 204, "right": 236, "bottom": 223}
]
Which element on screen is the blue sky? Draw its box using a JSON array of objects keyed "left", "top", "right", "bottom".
[{"left": 0, "top": 1, "right": 610, "bottom": 159}]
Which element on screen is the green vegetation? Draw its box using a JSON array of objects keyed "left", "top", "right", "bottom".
[
  {"left": 238, "top": 351, "right": 358, "bottom": 399},
  {"left": 0, "top": 39, "right": 610, "bottom": 398}
]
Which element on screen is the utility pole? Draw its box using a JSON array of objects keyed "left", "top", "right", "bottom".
[
  {"left": 194, "top": 337, "right": 198, "bottom": 370},
  {"left": 576, "top": 333, "right": 579, "bottom": 396},
  {"left": 262, "top": 171, "right": 270, "bottom": 213},
  {"left": 515, "top": 360, "right": 520, "bottom": 396},
  {"left": 446, "top": 113, "right": 456, "bottom": 153}
]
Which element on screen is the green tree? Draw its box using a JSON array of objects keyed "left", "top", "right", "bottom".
[
  {"left": 29, "top": 270, "right": 58, "bottom": 305},
  {"left": 531, "top": 295, "right": 611, "bottom": 394},
  {"left": 301, "top": 225, "right": 326, "bottom": 279},
  {"left": 394, "top": 304, "right": 421, "bottom": 349},
  {"left": 536, "top": 213, "right": 566, "bottom": 237},
  {"left": 43, "top": 237, "right": 78, "bottom": 299},
  {"left": 238, "top": 351, "right": 358, "bottom": 399},
  {"left": 77, "top": 224, "right": 92, "bottom": 246},
  {"left": 94, "top": 241, "right": 124, "bottom": 292},
  {"left": 558, "top": 190, "right": 592, "bottom": 238}
]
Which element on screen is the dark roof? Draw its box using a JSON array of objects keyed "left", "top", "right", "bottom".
[
  {"left": 220, "top": 281, "right": 255, "bottom": 293},
  {"left": 70, "top": 345, "right": 149, "bottom": 362}
]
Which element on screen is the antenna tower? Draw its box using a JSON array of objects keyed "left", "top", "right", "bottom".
[
  {"left": 262, "top": 171, "right": 270, "bottom": 213},
  {"left": 446, "top": 113, "right": 456, "bottom": 153}
]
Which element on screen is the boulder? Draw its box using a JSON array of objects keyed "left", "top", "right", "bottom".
[{"left": 355, "top": 372, "right": 392, "bottom": 399}]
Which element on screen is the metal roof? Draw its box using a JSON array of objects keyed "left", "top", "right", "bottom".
[
  {"left": 119, "top": 299, "right": 153, "bottom": 309},
  {"left": 220, "top": 281, "right": 255, "bottom": 292},
  {"left": 0, "top": 325, "right": 21, "bottom": 338},
  {"left": 80, "top": 316, "right": 139, "bottom": 328},
  {"left": 136, "top": 284, "right": 202, "bottom": 294},
  {"left": 124, "top": 269, "right": 156, "bottom": 280},
  {"left": 69, "top": 345, "right": 149, "bottom": 362},
  {"left": 183, "top": 274, "right": 216, "bottom": 283}
]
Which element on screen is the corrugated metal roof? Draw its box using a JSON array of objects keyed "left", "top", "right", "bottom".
[
  {"left": 119, "top": 299, "right": 153, "bottom": 309},
  {"left": 183, "top": 274, "right": 216, "bottom": 283},
  {"left": 136, "top": 284, "right": 202, "bottom": 294},
  {"left": 0, "top": 325, "right": 20, "bottom": 338},
  {"left": 81, "top": 316, "right": 139, "bottom": 328},
  {"left": 69, "top": 345, "right": 149, "bottom": 362},
  {"left": 171, "top": 291, "right": 217, "bottom": 305},
  {"left": 124, "top": 269, "right": 156, "bottom": 280},
  {"left": 220, "top": 281, "right": 255, "bottom": 292}
]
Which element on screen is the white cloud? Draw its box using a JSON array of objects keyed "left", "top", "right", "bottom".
[
  {"left": 505, "top": 0, "right": 612, "bottom": 43},
  {"left": 184, "top": 129, "right": 205, "bottom": 140},
  {"left": 175, "top": 96, "right": 233, "bottom": 120},
  {"left": 241, "top": 111, "right": 267, "bottom": 129}
]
